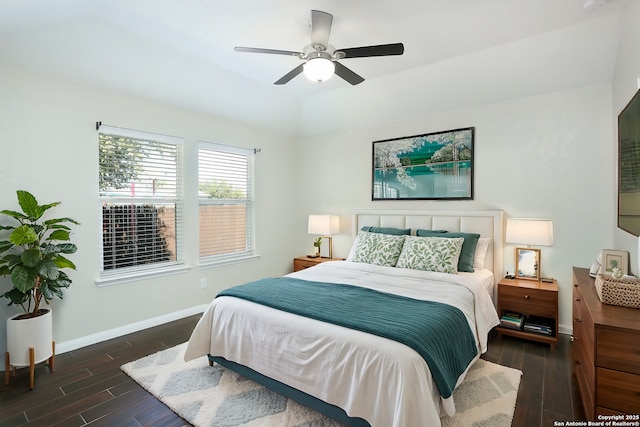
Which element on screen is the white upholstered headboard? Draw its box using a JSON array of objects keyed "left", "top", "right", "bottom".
[{"left": 352, "top": 209, "right": 504, "bottom": 283}]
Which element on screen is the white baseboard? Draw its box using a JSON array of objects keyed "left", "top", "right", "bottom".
[
  {"left": 558, "top": 323, "right": 572, "bottom": 336},
  {"left": 55, "top": 304, "right": 208, "bottom": 355}
]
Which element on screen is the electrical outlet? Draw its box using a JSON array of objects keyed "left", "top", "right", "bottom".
[{"left": 200, "top": 277, "right": 207, "bottom": 289}]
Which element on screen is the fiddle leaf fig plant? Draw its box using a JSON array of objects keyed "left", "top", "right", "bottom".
[{"left": 0, "top": 190, "right": 79, "bottom": 318}]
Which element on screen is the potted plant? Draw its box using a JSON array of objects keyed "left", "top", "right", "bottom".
[
  {"left": 0, "top": 190, "right": 78, "bottom": 386},
  {"left": 313, "top": 237, "right": 322, "bottom": 257}
]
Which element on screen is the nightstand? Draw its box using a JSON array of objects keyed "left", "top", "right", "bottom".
[
  {"left": 293, "top": 256, "right": 341, "bottom": 272},
  {"left": 496, "top": 277, "right": 559, "bottom": 349}
]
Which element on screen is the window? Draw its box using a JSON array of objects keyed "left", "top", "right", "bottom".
[
  {"left": 98, "top": 125, "right": 184, "bottom": 284},
  {"left": 198, "top": 141, "right": 256, "bottom": 264}
]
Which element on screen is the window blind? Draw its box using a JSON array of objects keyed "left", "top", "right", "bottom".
[
  {"left": 198, "top": 141, "right": 255, "bottom": 263},
  {"left": 98, "top": 125, "right": 184, "bottom": 279}
]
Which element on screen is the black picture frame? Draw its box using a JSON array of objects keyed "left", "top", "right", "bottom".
[
  {"left": 372, "top": 127, "right": 474, "bottom": 200},
  {"left": 618, "top": 89, "right": 640, "bottom": 236}
]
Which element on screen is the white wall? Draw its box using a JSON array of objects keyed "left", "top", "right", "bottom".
[
  {"left": 3, "top": 0, "right": 637, "bottom": 356},
  {"left": 295, "top": 84, "right": 614, "bottom": 334},
  {"left": 612, "top": 1, "right": 640, "bottom": 272},
  {"left": 0, "top": 64, "right": 298, "bottom": 356}
]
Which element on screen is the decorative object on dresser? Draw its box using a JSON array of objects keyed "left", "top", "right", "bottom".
[
  {"left": 496, "top": 277, "right": 558, "bottom": 348},
  {"left": 599, "top": 249, "right": 629, "bottom": 276},
  {"left": 505, "top": 218, "right": 554, "bottom": 281},
  {"left": 572, "top": 267, "right": 640, "bottom": 418},
  {"left": 293, "top": 256, "right": 342, "bottom": 272},
  {"left": 594, "top": 274, "right": 640, "bottom": 308},
  {"left": 307, "top": 214, "right": 340, "bottom": 258}
]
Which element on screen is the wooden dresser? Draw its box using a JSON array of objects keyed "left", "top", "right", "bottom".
[{"left": 572, "top": 267, "right": 640, "bottom": 418}]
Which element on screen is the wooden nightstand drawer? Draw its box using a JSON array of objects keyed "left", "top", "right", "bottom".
[
  {"left": 294, "top": 258, "right": 320, "bottom": 271},
  {"left": 496, "top": 277, "right": 558, "bottom": 347},
  {"left": 293, "top": 256, "right": 342, "bottom": 272},
  {"left": 499, "top": 285, "right": 556, "bottom": 317}
]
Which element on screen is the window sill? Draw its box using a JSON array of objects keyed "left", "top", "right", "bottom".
[
  {"left": 95, "top": 264, "right": 191, "bottom": 287},
  {"left": 198, "top": 253, "right": 260, "bottom": 269}
]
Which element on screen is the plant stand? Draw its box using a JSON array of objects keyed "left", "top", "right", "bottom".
[{"left": 5, "top": 341, "right": 55, "bottom": 389}]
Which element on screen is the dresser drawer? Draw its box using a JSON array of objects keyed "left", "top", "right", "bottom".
[
  {"left": 573, "top": 286, "right": 594, "bottom": 358},
  {"left": 596, "top": 367, "right": 640, "bottom": 413},
  {"left": 596, "top": 329, "right": 640, "bottom": 375},
  {"left": 499, "top": 285, "right": 556, "bottom": 317},
  {"left": 575, "top": 359, "right": 595, "bottom": 420}
]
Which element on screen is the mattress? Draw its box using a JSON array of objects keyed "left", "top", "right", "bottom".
[{"left": 184, "top": 260, "right": 499, "bottom": 427}]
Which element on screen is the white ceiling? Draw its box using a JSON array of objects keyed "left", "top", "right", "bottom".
[{"left": 0, "top": 0, "right": 625, "bottom": 135}]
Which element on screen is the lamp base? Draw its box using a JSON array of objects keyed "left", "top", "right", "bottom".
[{"left": 306, "top": 254, "right": 320, "bottom": 258}]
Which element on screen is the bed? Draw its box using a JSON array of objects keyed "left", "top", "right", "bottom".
[{"left": 184, "top": 209, "right": 503, "bottom": 427}]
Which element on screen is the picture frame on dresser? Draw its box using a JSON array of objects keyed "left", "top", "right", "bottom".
[
  {"left": 600, "top": 249, "right": 628, "bottom": 275},
  {"left": 515, "top": 247, "right": 541, "bottom": 280}
]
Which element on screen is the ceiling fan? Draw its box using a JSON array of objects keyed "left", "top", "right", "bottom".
[{"left": 234, "top": 10, "right": 404, "bottom": 85}]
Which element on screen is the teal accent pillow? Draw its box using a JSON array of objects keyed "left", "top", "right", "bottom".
[
  {"left": 396, "top": 236, "right": 464, "bottom": 274},
  {"left": 360, "top": 226, "right": 411, "bottom": 235},
  {"left": 352, "top": 231, "right": 406, "bottom": 267},
  {"left": 415, "top": 230, "right": 481, "bottom": 273}
]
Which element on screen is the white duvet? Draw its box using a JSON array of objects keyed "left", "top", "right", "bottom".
[{"left": 184, "top": 261, "right": 499, "bottom": 427}]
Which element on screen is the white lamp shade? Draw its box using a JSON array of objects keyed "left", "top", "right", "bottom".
[
  {"left": 308, "top": 214, "right": 340, "bottom": 235},
  {"left": 303, "top": 57, "right": 335, "bottom": 82},
  {"left": 506, "top": 218, "right": 554, "bottom": 246}
]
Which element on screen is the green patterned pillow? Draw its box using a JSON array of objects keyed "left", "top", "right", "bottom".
[
  {"left": 352, "top": 231, "right": 406, "bottom": 267},
  {"left": 416, "top": 230, "right": 480, "bottom": 273},
  {"left": 396, "top": 236, "right": 464, "bottom": 274}
]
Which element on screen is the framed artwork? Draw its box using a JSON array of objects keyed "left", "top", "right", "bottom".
[
  {"left": 515, "top": 248, "right": 541, "bottom": 281},
  {"left": 372, "top": 127, "right": 474, "bottom": 200},
  {"left": 601, "top": 249, "right": 629, "bottom": 276}
]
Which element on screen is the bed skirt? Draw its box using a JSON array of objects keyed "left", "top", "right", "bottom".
[{"left": 208, "top": 355, "right": 371, "bottom": 427}]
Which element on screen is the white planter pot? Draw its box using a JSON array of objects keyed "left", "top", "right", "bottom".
[{"left": 6, "top": 309, "right": 53, "bottom": 367}]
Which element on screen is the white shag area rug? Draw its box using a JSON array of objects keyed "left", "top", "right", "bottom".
[{"left": 121, "top": 343, "right": 521, "bottom": 427}]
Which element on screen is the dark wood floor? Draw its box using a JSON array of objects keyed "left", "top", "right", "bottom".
[{"left": 1, "top": 315, "right": 584, "bottom": 426}]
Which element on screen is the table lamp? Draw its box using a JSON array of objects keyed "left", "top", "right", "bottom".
[{"left": 308, "top": 214, "right": 340, "bottom": 258}]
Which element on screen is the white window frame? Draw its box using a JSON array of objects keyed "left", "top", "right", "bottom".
[
  {"left": 96, "top": 125, "right": 187, "bottom": 286},
  {"left": 198, "top": 141, "right": 258, "bottom": 267}
]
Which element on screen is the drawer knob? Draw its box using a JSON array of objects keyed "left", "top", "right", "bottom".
[
  {"left": 575, "top": 360, "right": 582, "bottom": 365},
  {"left": 575, "top": 298, "right": 581, "bottom": 302},
  {"left": 575, "top": 317, "right": 582, "bottom": 323},
  {"left": 524, "top": 294, "right": 530, "bottom": 299}
]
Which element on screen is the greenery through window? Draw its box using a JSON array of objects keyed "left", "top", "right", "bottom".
[{"left": 98, "top": 126, "right": 183, "bottom": 280}]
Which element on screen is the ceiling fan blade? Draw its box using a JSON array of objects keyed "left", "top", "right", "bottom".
[
  {"left": 334, "top": 62, "right": 364, "bottom": 85},
  {"left": 338, "top": 43, "right": 404, "bottom": 58},
  {"left": 311, "top": 10, "right": 333, "bottom": 50},
  {"left": 235, "top": 46, "right": 303, "bottom": 57},
  {"left": 274, "top": 64, "right": 304, "bottom": 85}
]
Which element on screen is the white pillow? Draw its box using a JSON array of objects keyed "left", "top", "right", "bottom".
[
  {"left": 351, "top": 231, "right": 406, "bottom": 267},
  {"left": 473, "top": 237, "right": 491, "bottom": 269},
  {"left": 396, "top": 236, "right": 464, "bottom": 274},
  {"left": 346, "top": 239, "right": 359, "bottom": 262}
]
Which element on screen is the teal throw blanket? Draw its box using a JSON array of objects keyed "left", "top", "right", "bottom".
[{"left": 217, "top": 277, "right": 478, "bottom": 398}]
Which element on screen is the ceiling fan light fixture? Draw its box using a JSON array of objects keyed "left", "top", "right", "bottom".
[{"left": 303, "top": 57, "right": 335, "bottom": 83}]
